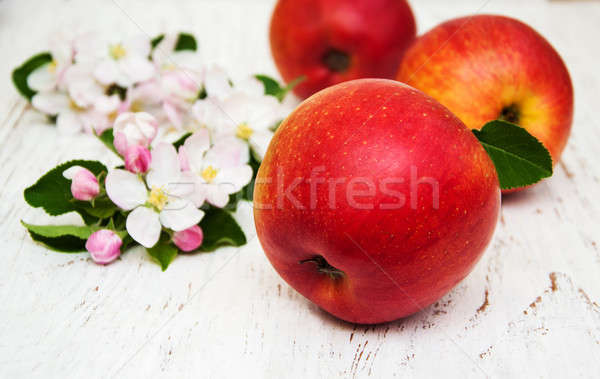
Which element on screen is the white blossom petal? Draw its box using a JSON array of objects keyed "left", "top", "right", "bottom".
[
  {"left": 205, "top": 184, "right": 230, "bottom": 208},
  {"left": 181, "top": 129, "right": 210, "bottom": 171},
  {"left": 146, "top": 143, "right": 181, "bottom": 188},
  {"left": 120, "top": 55, "right": 156, "bottom": 86},
  {"left": 126, "top": 206, "right": 161, "bottom": 248},
  {"left": 160, "top": 198, "right": 204, "bottom": 231},
  {"left": 94, "top": 59, "right": 120, "bottom": 85},
  {"left": 249, "top": 130, "right": 274, "bottom": 160},
  {"left": 204, "top": 66, "right": 233, "bottom": 99},
  {"left": 205, "top": 136, "right": 249, "bottom": 168},
  {"left": 215, "top": 165, "right": 253, "bottom": 194},
  {"left": 62, "top": 165, "right": 84, "bottom": 180},
  {"left": 235, "top": 76, "right": 265, "bottom": 97},
  {"left": 105, "top": 169, "right": 148, "bottom": 210},
  {"left": 28, "top": 64, "right": 57, "bottom": 92},
  {"left": 31, "top": 92, "right": 70, "bottom": 115}
]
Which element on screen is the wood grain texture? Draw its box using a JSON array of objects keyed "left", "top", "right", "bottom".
[{"left": 1, "top": 0, "right": 599, "bottom": 378}]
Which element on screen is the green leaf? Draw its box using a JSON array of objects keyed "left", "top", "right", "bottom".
[
  {"left": 172, "top": 132, "right": 192, "bottom": 149},
  {"left": 147, "top": 241, "right": 178, "bottom": 271},
  {"left": 21, "top": 221, "right": 98, "bottom": 252},
  {"left": 96, "top": 128, "right": 120, "bottom": 156},
  {"left": 24, "top": 160, "right": 108, "bottom": 224},
  {"left": 81, "top": 196, "right": 117, "bottom": 219},
  {"left": 12, "top": 52, "right": 53, "bottom": 101},
  {"left": 199, "top": 207, "right": 246, "bottom": 252},
  {"left": 174, "top": 33, "right": 197, "bottom": 51},
  {"left": 151, "top": 35, "right": 165, "bottom": 49},
  {"left": 255, "top": 74, "right": 283, "bottom": 98},
  {"left": 472, "top": 120, "right": 553, "bottom": 190},
  {"left": 105, "top": 84, "right": 127, "bottom": 101},
  {"left": 255, "top": 74, "right": 304, "bottom": 102}
]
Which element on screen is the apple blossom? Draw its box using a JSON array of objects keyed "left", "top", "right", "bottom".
[
  {"left": 202, "top": 66, "right": 267, "bottom": 100},
  {"left": 113, "top": 112, "right": 159, "bottom": 155},
  {"left": 105, "top": 143, "right": 204, "bottom": 248},
  {"left": 178, "top": 130, "right": 253, "bottom": 208},
  {"left": 63, "top": 166, "right": 100, "bottom": 201},
  {"left": 27, "top": 33, "right": 76, "bottom": 92},
  {"left": 152, "top": 33, "right": 203, "bottom": 74},
  {"left": 94, "top": 35, "right": 156, "bottom": 88},
  {"left": 86, "top": 229, "right": 122, "bottom": 264},
  {"left": 193, "top": 92, "right": 282, "bottom": 159},
  {"left": 173, "top": 225, "right": 203, "bottom": 252},
  {"left": 124, "top": 145, "right": 151, "bottom": 174},
  {"left": 32, "top": 90, "right": 120, "bottom": 135}
]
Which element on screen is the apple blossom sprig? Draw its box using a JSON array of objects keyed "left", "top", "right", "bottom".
[
  {"left": 20, "top": 62, "right": 297, "bottom": 270},
  {"left": 12, "top": 31, "right": 299, "bottom": 149}
]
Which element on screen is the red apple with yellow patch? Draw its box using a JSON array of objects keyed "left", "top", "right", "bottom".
[
  {"left": 270, "top": 0, "right": 416, "bottom": 99},
  {"left": 396, "top": 15, "right": 573, "bottom": 190},
  {"left": 254, "top": 79, "right": 500, "bottom": 324}
]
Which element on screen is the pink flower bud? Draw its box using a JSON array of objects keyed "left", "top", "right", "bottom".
[
  {"left": 173, "top": 225, "right": 203, "bottom": 252},
  {"left": 63, "top": 166, "right": 100, "bottom": 201},
  {"left": 113, "top": 112, "right": 158, "bottom": 155},
  {"left": 125, "top": 145, "right": 151, "bottom": 174},
  {"left": 86, "top": 229, "right": 122, "bottom": 264}
]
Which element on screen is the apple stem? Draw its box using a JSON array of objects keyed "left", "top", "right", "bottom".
[
  {"left": 300, "top": 255, "right": 345, "bottom": 280},
  {"left": 499, "top": 103, "right": 520, "bottom": 124}
]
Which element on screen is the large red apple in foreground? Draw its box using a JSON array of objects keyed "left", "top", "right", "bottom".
[
  {"left": 254, "top": 79, "right": 500, "bottom": 324},
  {"left": 270, "top": 0, "right": 416, "bottom": 99},
  {"left": 396, "top": 15, "right": 573, "bottom": 185}
]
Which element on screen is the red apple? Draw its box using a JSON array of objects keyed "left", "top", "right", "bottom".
[
  {"left": 254, "top": 79, "right": 500, "bottom": 324},
  {"left": 269, "top": 0, "right": 416, "bottom": 99},
  {"left": 396, "top": 15, "right": 573, "bottom": 190}
]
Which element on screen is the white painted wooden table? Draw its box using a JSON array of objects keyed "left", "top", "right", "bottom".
[{"left": 1, "top": 0, "right": 599, "bottom": 377}]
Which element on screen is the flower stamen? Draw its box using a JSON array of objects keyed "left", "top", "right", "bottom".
[
  {"left": 201, "top": 165, "right": 218, "bottom": 183},
  {"left": 148, "top": 186, "right": 168, "bottom": 210},
  {"left": 236, "top": 122, "right": 254, "bottom": 140},
  {"left": 48, "top": 60, "right": 58, "bottom": 73},
  {"left": 109, "top": 43, "right": 127, "bottom": 60}
]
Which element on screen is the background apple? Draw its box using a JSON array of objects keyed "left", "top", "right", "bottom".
[
  {"left": 396, "top": 15, "right": 574, "bottom": 187},
  {"left": 254, "top": 79, "right": 500, "bottom": 324},
  {"left": 270, "top": 0, "right": 416, "bottom": 99}
]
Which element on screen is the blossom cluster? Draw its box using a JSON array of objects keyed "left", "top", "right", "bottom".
[
  {"left": 17, "top": 32, "right": 297, "bottom": 270},
  {"left": 22, "top": 32, "right": 294, "bottom": 157}
]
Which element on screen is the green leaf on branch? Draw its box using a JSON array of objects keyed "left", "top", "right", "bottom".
[
  {"left": 172, "top": 132, "right": 192, "bottom": 149},
  {"left": 12, "top": 52, "right": 53, "bottom": 101},
  {"left": 151, "top": 32, "right": 197, "bottom": 52},
  {"left": 174, "top": 33, "right": 197, "bottom": 51},
  {"left": 81, "top": 196, "right": 118, "bottom": 219},
  {"left": 198, "top": 207, "right": 246, "bottom": 252},
  {"left": 255, "top": 74, "right": 303, "bottom": 102},
  {"left": 473, "top": 120, "right": 553, "bottom": 190},
  {"left": 24, "top": 160, "right": 107, "bottom": 224},
  {"left": 151, "top": 35, "right": 165, "bottom": 49},
  {"left": 147, "top": 240, "right": 178, "bottom": 271},
  {"left": 106, "top": 84, "right": 127, "bottom": 101},
  {"left": 21, "top": 221, "right": 98, "bottom": 252},
  {"left": 96, "top": 128, "right": 120, "bottom": 156}
]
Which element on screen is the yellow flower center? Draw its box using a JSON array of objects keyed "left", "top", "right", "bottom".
[
  {"left": 69, "top": 99, "right": 85, "bottom": 111},
  {"left": 236, "top": 122, "right": 253, "bottom": 140},
  {"left": 130, "top": 100, "right": 144, "bottom": 112},
  {"left": 48, "top": 60, "right": 57, "bottom": 73},
  {"left": 148, "top": 186, "right": 168, "bottom": 211},
  {"left": 201, "top": 165, "right": 218, "bottom": 183},
  {"left": 109, "top": 43, "right": 127, "bottom": 60}
]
